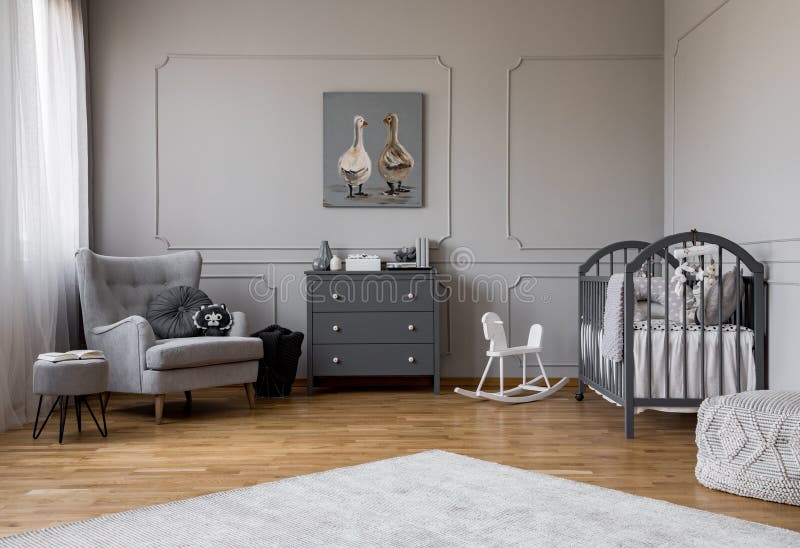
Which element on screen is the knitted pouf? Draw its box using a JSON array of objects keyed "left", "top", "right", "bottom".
[{"left": 696, "top": 390, "right": 800, "bottom": 506}]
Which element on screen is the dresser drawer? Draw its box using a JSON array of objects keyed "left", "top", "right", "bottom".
[
  {"left": 310, "top": 277, "right": 434, "bottom": 312},
  {"left": 312, "top": 344, "right": 434, "bottom": 376},
  {"left": 313, "top": 312, "right": 433, "bottom": 344}
]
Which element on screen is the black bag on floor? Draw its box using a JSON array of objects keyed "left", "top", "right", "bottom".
[{"left": 252, "top": 325, "right": 304, "bottom": 397}]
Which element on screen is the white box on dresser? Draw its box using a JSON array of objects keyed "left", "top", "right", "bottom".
[{"left": 345, "top": 254, "right": 382, "bottom": 272}]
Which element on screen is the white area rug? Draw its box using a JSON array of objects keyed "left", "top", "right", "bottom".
[{"left": 2, "top": 450, "right": 798, "bottom": 547}]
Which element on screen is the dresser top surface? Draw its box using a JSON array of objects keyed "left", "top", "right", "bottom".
[{"left": 304, "top": 268, "right": 436, "bottom": 277}]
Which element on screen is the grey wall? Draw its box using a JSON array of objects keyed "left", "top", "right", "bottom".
[
  {"left": 665, "top": 0, "right": 800, "bottom": 389},
  {"left": 89, "top": 0, "right": 664, "bottom": 379}
]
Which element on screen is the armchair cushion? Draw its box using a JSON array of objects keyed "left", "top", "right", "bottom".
[{"left": 146, "top": 336, "right": 263, "bottom": 371}]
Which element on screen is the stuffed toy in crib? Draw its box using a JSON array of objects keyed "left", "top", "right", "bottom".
[{"left": 634, "top": 250, "right": 718, "bottom": 324}]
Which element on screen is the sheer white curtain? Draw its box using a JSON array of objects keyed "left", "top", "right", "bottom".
[{"left": 0, "top": 0, "right": 88, "bottom": 432}]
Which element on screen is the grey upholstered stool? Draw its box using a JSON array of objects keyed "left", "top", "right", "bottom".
[
  {"left": 32, "top": 358, "right": 109, "bottom": 444},
  {"left": 696, "top": 390, "right": 800, "bottom": 506}
]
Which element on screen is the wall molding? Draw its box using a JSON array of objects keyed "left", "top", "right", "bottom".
[
  {"left": 200, "top": 271, "right": 278, "bottom": 325},
  {"left": 740, "top": 237, "right": 800, "bottom": 246},
  {"left": 504, "top": 274, "right": 575, "bottom": 367},
  {"left": 154, "top": 53, "right": 452, "bottom": 251},
  {"left": 505, "top": 55, "right": 663, "bottom": 251}
]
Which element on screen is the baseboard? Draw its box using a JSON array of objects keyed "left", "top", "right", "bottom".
[{"left": 291, "top": 376, "right": 580, "bottom": 391}]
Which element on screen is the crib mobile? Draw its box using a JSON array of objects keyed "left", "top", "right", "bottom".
[{"left": 670, "top": 239, "right": 720, "bottom": 311}]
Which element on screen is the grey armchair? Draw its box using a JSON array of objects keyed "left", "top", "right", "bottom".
[{"left": 75, "top": 249, "right": 263, "bottom": 423}]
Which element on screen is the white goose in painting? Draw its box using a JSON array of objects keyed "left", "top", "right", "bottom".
[
  {"left": 338, "top": 115, "right": 371, "bottom": 198},
  {"left": 378, "top": 112, "right": 414, "bottom": 195}
]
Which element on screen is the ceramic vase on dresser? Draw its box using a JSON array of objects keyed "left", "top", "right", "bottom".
[{"left": 312, "top": 241, "right": 333, "bottom": 271}]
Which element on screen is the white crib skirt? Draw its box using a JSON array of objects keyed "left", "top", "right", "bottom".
[{"left": 632, "top": 323, "right": 756, "bottom": 413}]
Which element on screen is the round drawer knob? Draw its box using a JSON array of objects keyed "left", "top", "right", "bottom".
[
  {"left": 408, "top": 356, "right": 416, "bottom": 364},
  {"left": 331, "top": 293, "right": 340, "bottom": 300},
  {"left": 408, "top": 324, "right": 415, "bottom": 331},
  {"left": 332, "top": 325, "right": 340, "bottom": 332},
  {"left": 406, "top": 292, "right": 415, "bottom": 300},
  {"left": 332, "top": 357, "right": 340, "bottom": 364}
]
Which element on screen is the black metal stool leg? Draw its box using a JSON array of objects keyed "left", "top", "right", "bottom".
[
  {"left": 75, "top": 396, "right": 82, "bottom": 432},
  {"left": 33, "top": 395, "right": 60, "bottom": 440},
  {"left": 99, "top": 392, "right": 108, "bottom": 436},
  {"left": 82, "top": 394, "right": 108, "bottom": 437},
  {"left": 59, "top": 395, "right": 69, "bottom": 444},
  {"left": 32, "top": 395, "right": 43, "bottom": 439}
]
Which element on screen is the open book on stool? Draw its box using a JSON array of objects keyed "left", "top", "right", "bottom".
[{"left": 37, "top": 350, "right": 105, "bottom": 363}]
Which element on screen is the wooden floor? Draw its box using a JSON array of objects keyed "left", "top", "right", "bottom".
[{"left": 1, "top": 379, "right": 798, "bottom": 537}]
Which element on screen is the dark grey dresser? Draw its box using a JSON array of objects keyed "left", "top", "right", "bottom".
[{"left": 305, "top": 269, "right": 440, "bottom": 395}]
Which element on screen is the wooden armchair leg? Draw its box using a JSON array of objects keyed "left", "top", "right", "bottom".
[
  {"left": 184, "top": 390, "right": 192, "bottom": 404},
  {"left": 244, "top": 383, "right": 256, "bottom": 409},
  {"left": 154, "top": 394, "right": 165, "bottom": 424}
]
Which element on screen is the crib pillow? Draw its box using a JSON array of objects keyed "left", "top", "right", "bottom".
[
  {"left": 696, "top": 270, "right": 741, "bottom": 325},
  {"left": 632, "top": 276, "right": 692, "bottom": 323},
  {"left": 634, "top": 302, "right": 665, "bottom": 322}
]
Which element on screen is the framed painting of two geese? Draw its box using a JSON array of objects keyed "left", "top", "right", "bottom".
[{"left": 323, "top": 92, "right": 422, "bottom": 207}]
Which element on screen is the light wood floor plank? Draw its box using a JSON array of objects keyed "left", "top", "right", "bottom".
[{"left": 0, "top": 380, "right": 798, "bottom": 535}]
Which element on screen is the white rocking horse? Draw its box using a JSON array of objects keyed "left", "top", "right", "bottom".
[{"left": 454, "top": 312, "right": 568, "bottom": 403}]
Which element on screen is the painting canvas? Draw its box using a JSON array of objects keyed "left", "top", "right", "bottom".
[{"left": 323, "top": 92, "right": 423, "bottom": 207}]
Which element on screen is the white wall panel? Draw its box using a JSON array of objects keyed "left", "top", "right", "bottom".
[{"left": 508, "top": 57, "right": 663, "bottom": 249}]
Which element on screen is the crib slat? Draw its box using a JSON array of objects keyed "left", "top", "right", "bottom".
[
  {"left": 683, "top": 269, "right": 688, "bottom": 399},
  {"left": 592, "top": 281, "right": 597, "bottom": 385},
  {"left": 604, "top": 280, "right": 609, "bottom": 389},
  {"left": 700, "top": 252, "right": 706, "bottom": 398},
  {"left": 587, "top": 281, "right": 592, "bottom": 383},
  {"left": 588, "top": 281, "right": 593, "bottom": 384},
  {"left": 592, "top": 283, "right": 600, "bottom": 386},
  {"left": 645, "top": 257, "right": 653, "bottom": 398},
  {"left": 718, "top": 247, "right": 723, "bottom": 395},
  {"left": 593, "top": 280, "right": 598, "bottom": 387},
  {"left": 602, "top": 280, "right": 608, "bottom": 390},
  {"left": 736, "top": 259, "right": 741, "bottom": 392},
  {"left": 585, "top": 280, "right": 590, "bottom": 383},
  {"left": 592, "top": 282, "right": 600, "bottom": 380},
  {"left": 594, "top": 283, "right": 603, "bottom": 384},
  {"left": 582, "top": 280, "right": 587, "bottom": 383},
  {"left": 664, "top": 247, "right": 670, "bottom": 399},
  {"left": 600, "top": 281, "right": 605, "bottom": 389},
  {"left": 580, "top": 280, "right": 585, "bottom": 382},
  {"left": 588, "top": 280, "right": 593, "bottom": 384},
  {"left": 581, "top": 280, "right": 585, "bottom": 381}
]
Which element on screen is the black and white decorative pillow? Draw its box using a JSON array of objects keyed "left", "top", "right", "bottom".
[{"left": 192, "top": 304, "right": 234, "bottom": 337}]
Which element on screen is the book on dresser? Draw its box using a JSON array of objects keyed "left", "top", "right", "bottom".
[{"left": 305, "top": 268, "right": 440, "bottom": 395}]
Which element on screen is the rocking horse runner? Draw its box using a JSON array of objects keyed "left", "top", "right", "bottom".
[{"left": 454, "top": 312, "right": 568, "bottom": 403}]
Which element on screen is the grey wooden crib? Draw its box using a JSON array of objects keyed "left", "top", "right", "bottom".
[{"left": 576, "top": 231, "right": 767, "bottom": 438}]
